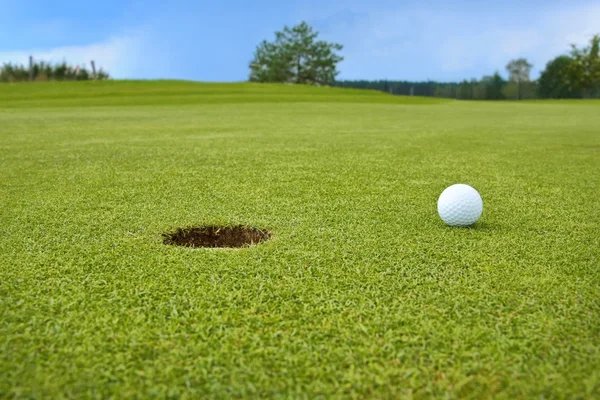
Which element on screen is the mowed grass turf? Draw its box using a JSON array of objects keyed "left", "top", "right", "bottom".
[{"left": 0, "top": 81, "right": 599, "bottom": 399}]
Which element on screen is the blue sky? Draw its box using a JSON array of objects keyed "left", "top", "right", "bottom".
[{"left": 1, "top": 0, "right": 599, "bottom": 82}]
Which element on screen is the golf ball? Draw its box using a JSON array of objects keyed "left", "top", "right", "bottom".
[{"left": 437, "top": 184, "right": 483, "bottom": 226}]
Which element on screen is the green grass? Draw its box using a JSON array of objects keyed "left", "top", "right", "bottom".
[
  {"left": 0, "top": 80, "right": 448, "bottom": 108},
  {"left": 0, "top": 81, "right": 599, "bottom": 399}
]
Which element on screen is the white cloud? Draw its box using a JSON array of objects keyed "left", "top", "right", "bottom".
[
  {"left": 441, "top": 3, "right": 600, "bottom": 75},
  {"left": 0, "top": 33, "right": 144, "bottom": 78},
  {"left": 437, "top": 28, "right": 546, "bottom": 74}
]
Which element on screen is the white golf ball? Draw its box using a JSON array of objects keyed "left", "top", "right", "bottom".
[{"left": 437, "top": 184, "right": 483, "bottom": 226}]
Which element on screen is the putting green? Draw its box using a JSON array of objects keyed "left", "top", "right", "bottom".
[{"left": 1, "top": 81, "right": 599, "bottom": 398}]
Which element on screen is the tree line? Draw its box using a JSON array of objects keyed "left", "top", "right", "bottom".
[
  {"left": 334, "top": 34, "right": 600, "bottom": 99},
  {"left": 249, "top": 22, "right": 600, "bottom": 100},
  {"left": 2, "top": 21, "right": 597, "bottom": 98},
  {"left": 334, "top": 46, "right": 599, "bottom": 100},
  {"left": 0, "top": 59, "right": 109, "bottom": 82},
  {"left": 332, "top": 74, "right": 537, "bottom": 100}
]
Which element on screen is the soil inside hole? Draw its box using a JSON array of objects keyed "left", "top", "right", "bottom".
[{"left": 162, "top": 225, "right": 272, "bottom": 248}]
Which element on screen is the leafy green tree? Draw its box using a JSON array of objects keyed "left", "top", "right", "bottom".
[
  {"left": 538, "top": 55, "right": 580, "bottom": 98},
  {"left": 457, "top": 80, "right": 473, "bottom": 99},
  {"left": 506, "top": 58, "right": 533, "bottom": 100},
  {"left": 565, "top": 34, "right": 600, "bottom": 98},
  {"left": 249, "top": 22, "right": 343, "bottom": 85},
  {"left": 472, "top": 78, "right": 487, "bottom": 100},
  {"left": 481, "top": 72, "right": 506, "bottom": 100}
]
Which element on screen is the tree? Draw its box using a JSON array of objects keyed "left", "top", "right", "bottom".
[
  {"left": 0, "top": 59, "right": 109, "bottom": 83},
  {"left": 471, "top": 78, "right": 487, "bottom": 100},
  {"left": 538, "top": 55, "right": 580, "bottom": 98},
  {"left": 457, "top": 79, "right": 473, "bottom": 99},
  {"left": 505, "top": 58, "right": 533, "bottom": 100},
  {"left": 249, "top": 22, "right": 343, "bottom": 85},
  {"left": 565, "top": 34, "right": 600, "bottom": 98},
  {"left": 481, "top": 72, "right": 506, "bottom": 100}
]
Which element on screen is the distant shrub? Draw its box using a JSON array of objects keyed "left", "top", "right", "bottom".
[{"left": 0, "top": 60, "right": 110, "bottom": 83}]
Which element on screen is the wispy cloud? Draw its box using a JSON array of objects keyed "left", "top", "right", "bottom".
[{"left": 311, "top": 2, "right": 600, "bottom": 81}]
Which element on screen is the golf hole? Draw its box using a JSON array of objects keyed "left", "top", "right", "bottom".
[{"left": 162, "top": 225, "right": 272, "bottom": 248}]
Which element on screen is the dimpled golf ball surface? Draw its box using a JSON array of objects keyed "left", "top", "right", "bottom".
[{"left": 437, "top": 184, "right": 483, "bottom": 226}]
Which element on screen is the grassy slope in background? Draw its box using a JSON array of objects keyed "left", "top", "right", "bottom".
[
  {"left": 0, "top": 80, "right": 449, "bottom": 108},
  {"left": 0, "top": 81, "right": 599, "bottom": 398}
]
